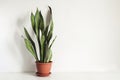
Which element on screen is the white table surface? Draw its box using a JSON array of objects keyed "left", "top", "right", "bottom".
[{"left": 0, "top": 72, "right": 120, "bottom": 80}]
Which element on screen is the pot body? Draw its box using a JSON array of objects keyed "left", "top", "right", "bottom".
[{"left": 36, "top": 61, "right": 52, "bottom": 76}]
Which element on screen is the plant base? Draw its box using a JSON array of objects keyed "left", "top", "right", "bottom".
[{"left": 36, "top": 72, "right": 51, "bottom": 77}]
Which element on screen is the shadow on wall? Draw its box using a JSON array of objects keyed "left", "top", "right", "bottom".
[{"left": 12, "top": 13, "right": 36, "bottom": 72}]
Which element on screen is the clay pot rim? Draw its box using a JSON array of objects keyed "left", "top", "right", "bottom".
[{"left": 36, "top": 61, "right": 52, "bottom": 64}]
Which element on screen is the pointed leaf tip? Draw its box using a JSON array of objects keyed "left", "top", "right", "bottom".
[{"left": 48, "top": 6, "right": 52, "bottom": 14}]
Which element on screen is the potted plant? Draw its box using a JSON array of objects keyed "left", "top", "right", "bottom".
[{"left": 23, "top": 6, "right": 56, "bottom": 77}]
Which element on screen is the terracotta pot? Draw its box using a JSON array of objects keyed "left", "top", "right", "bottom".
[{"left": 36, "top": 61, "right": 52, "bottom": 77}]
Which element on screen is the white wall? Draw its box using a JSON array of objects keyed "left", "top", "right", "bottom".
[{"left": 0, "top": 0, "right": 120, "bottom": 72}]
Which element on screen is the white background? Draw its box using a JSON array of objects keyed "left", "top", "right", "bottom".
[{"left": 0, "top": 0, "right": 120, "bottom": 72}]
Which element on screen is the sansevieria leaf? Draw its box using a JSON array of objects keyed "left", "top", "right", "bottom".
[
  {"left": 24, "top": 39, "right": 38, "bottom": 60},
  {"left": 44, "top": 25, "right": 49, "bottom": 39},
  {"left": 35, "top": 9, "right": 40, "bottom": 37},
  {"left": 44, "top": 48, "right": 52, "bottom": 63},
  {"left": 40, "top": 35, "right": 45, "bottom": 46},
  {"left": 31, "top": 13, "right": 36, "bottom": 33},
  {"left": 48, "top": 6, "right": 52, "bottom": 15},
  {"left": 46, "top": 49, "right": 52, "bottom": 62},
  {"left": 47, "top": 6, "right": 52, "bottom": 27},
  {"left": 50, "top": 19, "right": 53, "bottom": 32},
  {"left": 47, "top": 20, "right": 53, "bottom": 43},
  {"left": 24, "top": 27, "right": 33, "bottom": 42},
  {"left": 39, "top": 11, "right": 44, "bottom": 33},
  {"left": 40, "top": 34, "right": 45, "bottom": 61},
  {"left": 24, "top": 27, "right": 38, "bottom": 60},
  {"left": 49, "top": 36, "right": 57, "bottom": 48}
]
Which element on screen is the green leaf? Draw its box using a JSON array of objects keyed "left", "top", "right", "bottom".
[
  {"left": 50, "top": 19, "right": 53, "bottom": 32},
  {"left": 40, "top": 35, "right": 45, "bottom": 61},
  {"left": 31, "top": 13, "right": 35, "bottom": 33},
  {"left": 24, "top": 39, "right": 38, "bottom": 60},
  {"left": 46, "top": 49, "right": 52, "bottom": 62},
  {"left": 35, "top": 8, "right": 40, "bottom": 37},
  {"left": 47, "top": 20, "right": 54, "bottom": 43},
  {"left": 24, "top": 27, "right": 32, "bottom": 42},
  {"left": 40, "top": 35, "right": 45, "bottom": 46},
  {"left": 44, "top": 48, "right": 52, "bottom": 63},
  {"left": 39, "top": 11, "right": 44, "bottom": 33},
  {"left": 49, "top": 36, "right": 57, "bottom": 48},
  {"left": 47, "top": 31, "right": 52, "bottom": 44},
  {"left": 44, "top": 25, "right": 49, "bottom": 39},
  {"left": 24, "top": 28, "right": 38, "bottom": 61}
]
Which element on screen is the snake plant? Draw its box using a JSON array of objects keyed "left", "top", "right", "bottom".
[{"left": 24, "top": 6, "right": 56, "bottom": 63}]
